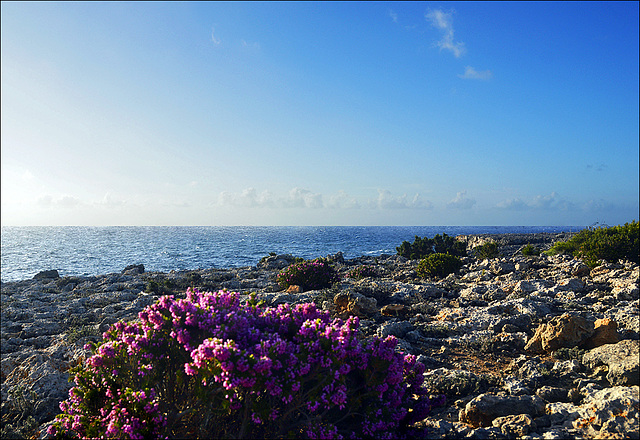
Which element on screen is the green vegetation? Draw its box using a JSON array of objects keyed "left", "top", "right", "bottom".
[
  {"left": 553, "top": 347, "right": 587, "bottom": 361},
  {"left": 1, "top": 384, "right": 39, "bottom": 440},
  {"left": 521, "top": 244, "right": 541, "bottom": 257},
  {"left": 396, "top": 233, "right": 467, "bottom": 260},
  {"left": 422, "top": 370, "right": 500, "bottom": 400},
  {"left": 346, "top": 265, "right": 378, "bottom": 280},
  {"left": 416, "top": 253, "right": 463, "bottom": 279},
  {"left": 277, "top": 258, "right": 339, "bottom": 290},
  {"left": 545, "top": 221, "right": 639, "bottom": 267},
  {"left": 473, "top": 241, "right": 500, "bottom": 260}
]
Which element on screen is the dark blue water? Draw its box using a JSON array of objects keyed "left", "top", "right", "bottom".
[{"left": 0, "top": 226, "right": 582, "bottom": 282}]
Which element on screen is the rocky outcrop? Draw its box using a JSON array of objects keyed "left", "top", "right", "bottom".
[
  {"left": 524, "top": 313, "right": 595, "bottom": 353},
  {"left": 1, "top": 234, "right": 639, "bottom": 439},
  {"left": 583, "top": 340, "right": 640, "bottom": 386}
]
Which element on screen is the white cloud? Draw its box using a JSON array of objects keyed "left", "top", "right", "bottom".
[
  {"left": 425, "top": 9, "right": 466, "bottom": 58},
  {"left": 496, "top": 192, "right": 575, "bottom": 211},
  {"left": 458, "top": 66, "right": 493, "bottom": 80},
  {"left": 370, "top": 189, "right": 433, "bottom": 210},
  {"left": 283, "top": 188, "right": 323, "bottom": 209},
  {"left": 214, "top": 188, "right": 434, "bottom": 211},
  {"left": 447, "top": 191, "right": 476, "bottom": 209},
  {"left": 37, "top": 194, "right": 83, "bottom": 208},
  {"left": 216, "top": 187, "right": 323, "bottom": 209},
  {"left": 211, "top": 27, "right": 221, "bottom": 45},
  {"left": 37, "top": 195, "right": 53, "bottom": 207},
  {"left": 241, "top": 39, "right": 260, "bottom": 50},
  {"left": 496, "top": 198, "right": 529, "bottom": 210},
  {"left": 217, "top": 188, "right": 274, "bottom": 208},
  {"left": 326, "top": 190, "right": 360, "bottom": 209},
  {"left": 389, "top": 9, "right": 399, "bottom": 24},
  {"left": 582, "top": 199, "right": 616, "bottom": 212},
  {"left": 98, "top": 192, "right": 126, "bottom": 208},
  {"left": 530, "top": 192, "right": 573, "bottom": 211},
  {"left": 58, "top": 195, "right": 82, "bottom": 208}
]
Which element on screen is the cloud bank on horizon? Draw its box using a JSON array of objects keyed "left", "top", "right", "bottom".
[{"left": 1, "top": 2, "right": 638, "bottom": 226}]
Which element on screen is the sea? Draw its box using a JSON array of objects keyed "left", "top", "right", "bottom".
[{"left": 0, "top": 226, "right": 583, "bottom": 283}]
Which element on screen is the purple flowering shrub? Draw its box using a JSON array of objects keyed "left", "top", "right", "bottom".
[
  {"left": 346, "top": 265, "right": 379, "bottom": 280},
  {"left": 276, "top": 258, "right": 339, "bottom": 291},
  {"left": 48, "top": 289, "right": 444, "bottom": 439}
]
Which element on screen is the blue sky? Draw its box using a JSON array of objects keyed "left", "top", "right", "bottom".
[{"left": 1, "top": 1, "right": 638, "bottom": 226}]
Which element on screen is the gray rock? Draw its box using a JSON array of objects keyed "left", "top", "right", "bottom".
[
  {"left": 492, "top": 413, "right": 534, "bottom": 437},
  {"left": 122, "top": 264, "right": 144, "bottom": 275},
  {"left": 536, "top": 386, "right": 570, "bottom": 403},
  {"left": 459, "top": 394, "right": 546, "bottom": 427},
  {"left": 377, "top": 320, "right": 414, "bottom": 339},
  {"left": 33, "top": 270, "right": 60, "bottom": 280},
  {"left": 582, "top": 339, "right": 639, "bottom": 386},
  {"left": 503, "top": 377, "right": 531, "bottom": 396}
]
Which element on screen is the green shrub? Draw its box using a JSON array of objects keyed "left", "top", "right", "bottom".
[
  {"left": 553, "top": 347, "right": 586, "bottom": 361},
  {"left": 521, "top": 244, "right": 541, "bottom": 256},
  {"left": 277, "top": 258, "right": 339, "bottom": 290},
  {"left": 474, "top": 241, "right": 500, "bottom": 260},
  {"left": 396, "top": 233, "right": 467, "bottom": 259},
  {"left": 347, "top": 265, "right": 378, "bottom": 280},
  {"left": 545, "top": 221, "right": 639, "bottom": 267},
  {"left": 416, "top": 253, "right": 463, "bottom": 279}
]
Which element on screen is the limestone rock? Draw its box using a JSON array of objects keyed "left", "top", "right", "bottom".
[
  {"left": 492, "top": 413, "right": 534, "bottom": 437},
  {"left": 573, "top": 385, "right": 640, "bottom": 439},
  {"left": 333, "top": 291, "right": 377, "bottom": 316},
  {"left": 525, "top": 313, "right": 595, "bottom": 353},
  {"left": 536, "top": 385, "right": 570, "bottom": 403},
  {"left": 377, "top": 320, "right": 414, "bottom": 339},
  {"left": 582, "top": 318, "right": 620, "bottom": 349},
  {"left": 556, "top": 278, "right": 586, "bottom": 292},
  {"left": 380, "top": 304, "right": 410, "bottom": 318},
  {"left": 459, "top": 394, "right": 545, "bottom": 427},
  {"left": 583, "top": 340, "right": 639, "bottom": 386}
]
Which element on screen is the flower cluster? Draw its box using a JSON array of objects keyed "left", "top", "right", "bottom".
[
  {"left": 276, "top": 258, "right": 339, "bottom": 291},
  {"left": 346, "top": 265, "right": 379, "bottom": 280},
  {"left": 48, "top": 289, "right": 443, "bottom": 439}
]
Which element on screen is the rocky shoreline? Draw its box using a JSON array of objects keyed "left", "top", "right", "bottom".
[{"left": 2, "top": 232, "right": 638, "bottom": 439}]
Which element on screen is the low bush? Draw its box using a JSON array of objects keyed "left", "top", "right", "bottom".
[
  {"left": 545, "top": 221, "right": 639, "bottom": 267},
  {"left": 396, "top": 233, "right": 466, "bottom": 259},
  {"left": 521, "top": 244, "right": 541, "bottom": 257},
  {"left": 473, "top": 241, "right": 500, "bottom": 260},
  {"left": 553, "top": 347, "right": 586, "bottom": 361},
  {"left": 416, "top": 253, "right": 463, "bottom": 279},
  {"left": 277, "top": 258, "right": 339, "bottom": 291},
  {"left": 347, "top": 265, "right": 379, "bottom": 280},
  {"left": 48, "top": 289, "right": 444, "bottom": 439}
]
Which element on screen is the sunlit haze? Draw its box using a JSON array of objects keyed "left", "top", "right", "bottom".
[{"left": 2, "top": 2, "right": 638, "bottom": 226}]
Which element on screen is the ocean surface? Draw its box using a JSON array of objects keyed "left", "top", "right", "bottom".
[{"left": 0, "top": 226, "right": 583, "bottom": 282}]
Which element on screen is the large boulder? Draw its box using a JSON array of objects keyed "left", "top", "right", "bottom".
[
  {"left": 582, "top": 318, "right": 620, "bottom": 349},
  {"left": 459, "top": 394, "right": 545, "bottom": 427},
  {"left": 257, "top": 254, "right": 297, "bottom": 270},
  {"left": 582, "top": 339, "right": 639, "bottom": 386},
  {"left": 122, "top": 264, "right": 144, "bottom": 275},
  {"left": 333, "top": 291, "right": 377, "bottom": 317},
  {"left": 33, "top": 270, "right": 60, "bottom": 280},
  {"left": 571, "top": 385, "right": 640, "bottom": 439},
  {"left": 525, "top": 313, "right": 595, "bottom": 353}
]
